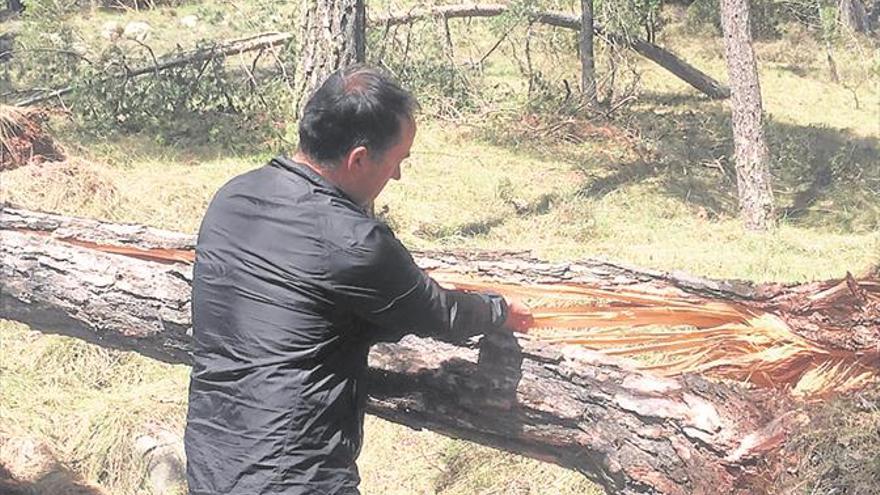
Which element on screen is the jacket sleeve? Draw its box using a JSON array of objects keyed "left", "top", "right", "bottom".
[{"left": 327, "top": 222, "right": 508, "bottom": 342}]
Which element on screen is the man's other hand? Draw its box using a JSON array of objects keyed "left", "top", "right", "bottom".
[{"left": 504, "top": 299, "right": 533, "bottom": 333}]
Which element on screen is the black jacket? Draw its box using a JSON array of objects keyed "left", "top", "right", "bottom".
[{"left": 185, "top": 156, "right": 507, "bottom": 495}]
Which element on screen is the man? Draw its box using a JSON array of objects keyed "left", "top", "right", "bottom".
[{"left": 185, "top": 65, "right": 532, "bottom": 495}]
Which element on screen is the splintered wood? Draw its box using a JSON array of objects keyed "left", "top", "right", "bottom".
[{"left": 432, "top": 273, "right": 879, "bottom": 398}]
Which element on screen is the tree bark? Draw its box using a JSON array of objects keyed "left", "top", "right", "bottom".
[
  {"left": 580, "top": 0, "right": 598, "bottom": 106},
  {"left": 2, "top": 207, "right": 878, "bottom": 494},
  {"left": 295, "top": 0, "right": 366, "bottom": 115},
  {"left": 869, "top": 0, "right": 880, "bottom": 30},
  {"left": 6, "top": 0, "right": 24, "bottom": 13},
  {"left": 719, "top": 0, "right": 775, "bottom": 231},
  {"left": 839, "top": 0, "right": 869, "bottom": 33}
]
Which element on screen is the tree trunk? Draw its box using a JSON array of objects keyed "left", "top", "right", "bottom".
[
  {"left": 869, "top": 0, "right": 880, "bottom": 30},
  {"left": 839, "top": 0, "right": 869, "bottom": 33},
  {"left": 296, "top": 0, "right": 366, "bottom": 115},
  {"left": 719, "top": 0, "right": 775, "bottom": 231},
  {"left": 579, "top": 0, "right": 598, "bottom": 106},
  {"left": 3, "top": 207, "right": 879, "bottom": 494},
  {"left": 6, "top": 0, "right": 24, "bottom": 13}
]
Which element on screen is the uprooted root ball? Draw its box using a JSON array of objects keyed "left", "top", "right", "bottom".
[{"left": 0, "top": 105, "right": 65, "bottom": 171}]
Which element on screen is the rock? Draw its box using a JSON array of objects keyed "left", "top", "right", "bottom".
[
  {"left": 122, "top": 21, "right": 152, "bottom": 42},
  {"left": 179, "top": 15, "right": 198, "bottom": 28},
  {"left": 0, "top": 430, "right": 105, "bottom": 495},
  {"left": 134, "top": 427, "right": 186, "bottom": 495},
  {"left": 100, "top": 21, "right": 122, "bottom": 40}
]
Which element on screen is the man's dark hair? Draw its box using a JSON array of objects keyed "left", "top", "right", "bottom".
[{"left": 298, "top": 65, "right": 419, "bottom": 167}]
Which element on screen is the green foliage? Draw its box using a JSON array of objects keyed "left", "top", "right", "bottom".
[
  {"left": 599, "top": 0, "right": 664, "bottom": 40},
  {"left": 4, "top": 0, "right": 299, "bottom": 151},
  {"left": 8, "top": 0, "right": 84, "bottom": 89},
  {"left": 102, "top": 0, "right": 188, "bottom": 8},
  {"left": 681, "top": 0, "right": 877, "bottom": 41},
  {"left": 193, "top": 0, "right": 298, "bottom": 37},
  {"left": 818, "top": 0, "right": 842, "bottom": 40},
  {"left": 684, "top": 0, "right": 722, "bottom": 35}
]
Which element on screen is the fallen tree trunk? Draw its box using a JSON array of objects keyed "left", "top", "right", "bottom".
[
  {"left": 3, "top": 206, "right": 878, "bottom": 494},
  {"left": 13, "top": 4, "right": 728, "bottom": 107}
]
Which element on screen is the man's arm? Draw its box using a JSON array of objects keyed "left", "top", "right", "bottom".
[{"left": 327, "top": 223, "right": 529, "bottom": 342}]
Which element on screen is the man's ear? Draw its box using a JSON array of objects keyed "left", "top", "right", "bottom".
[{"left": 344, "top": 146, "right": 370, "bottom": 172}]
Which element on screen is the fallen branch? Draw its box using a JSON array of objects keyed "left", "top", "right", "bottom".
[{"left": 12, "top": 32, "right": 294, "bottom": 107}]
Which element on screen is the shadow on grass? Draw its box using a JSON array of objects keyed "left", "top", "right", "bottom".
[
  {"left": 57, "top": 89, "right": 878, "bottom": 238},
  {"left": 482, "top": 92, "right": 879, "bottom": 233},
  {"left": 624, "top": 99, "right": 877, "bottom": 232},
  {"left": 415, "top": 217, "right": 507, "bottom": 240}
]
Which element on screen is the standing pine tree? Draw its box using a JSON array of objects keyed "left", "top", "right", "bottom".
[
  {"left": 296, "top": 0, "right": 366, "bottom": 115},
  {"left": 580, "top": 0, "right": 598, "bottom": 106},
  {"left": 720, "top": 0, "right": 775, "bottom": 231}
]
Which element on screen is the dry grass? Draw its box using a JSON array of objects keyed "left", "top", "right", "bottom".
[
  {"left": 780, "top": 390, "right": 880, "bottom": 495},
  {"left": 0, "top": 321, "right": 190, "bottom": 495},
  {"left": 0, "top": 426, "right": 106, "bottom": 495}
]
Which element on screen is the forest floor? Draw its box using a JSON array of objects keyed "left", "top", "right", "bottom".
[{"left": 1, "top": 1, "right": 878, "bottom": 494}]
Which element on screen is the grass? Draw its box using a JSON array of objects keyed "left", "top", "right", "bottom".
[
  {"left": 780, "top": 390, "right": 880, "bottom": 495},
  {"left": 377, "top": 126, "right": 878, "bottom": 282},
  {"left": 1, "top": 3, "right": 879, "bottom": 494},
  {"left": 0, "top": 320, "right": 190, "bottom": 495}
]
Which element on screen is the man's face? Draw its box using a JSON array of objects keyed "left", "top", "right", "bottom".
[{"left": 354, "top": 117, "right": 417, "bottom": 206}]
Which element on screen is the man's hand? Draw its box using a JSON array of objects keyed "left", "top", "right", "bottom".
[{"left": 504, "top": 299, "right": 533, "bottom": 333}]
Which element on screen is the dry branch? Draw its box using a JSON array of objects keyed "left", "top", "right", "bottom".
[{"left": 3, "top": 206, "right": 878, "bottom": 493}]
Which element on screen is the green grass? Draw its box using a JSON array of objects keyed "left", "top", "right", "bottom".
[
  {"left": 379, "top": 121, "right": 878, "bottom": 282},
  {"left": 0, "top": 321, "right": 190, "bottom": 495},
  {"left": 1, "top": 3, "right": 879, "bottom": 494}
]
